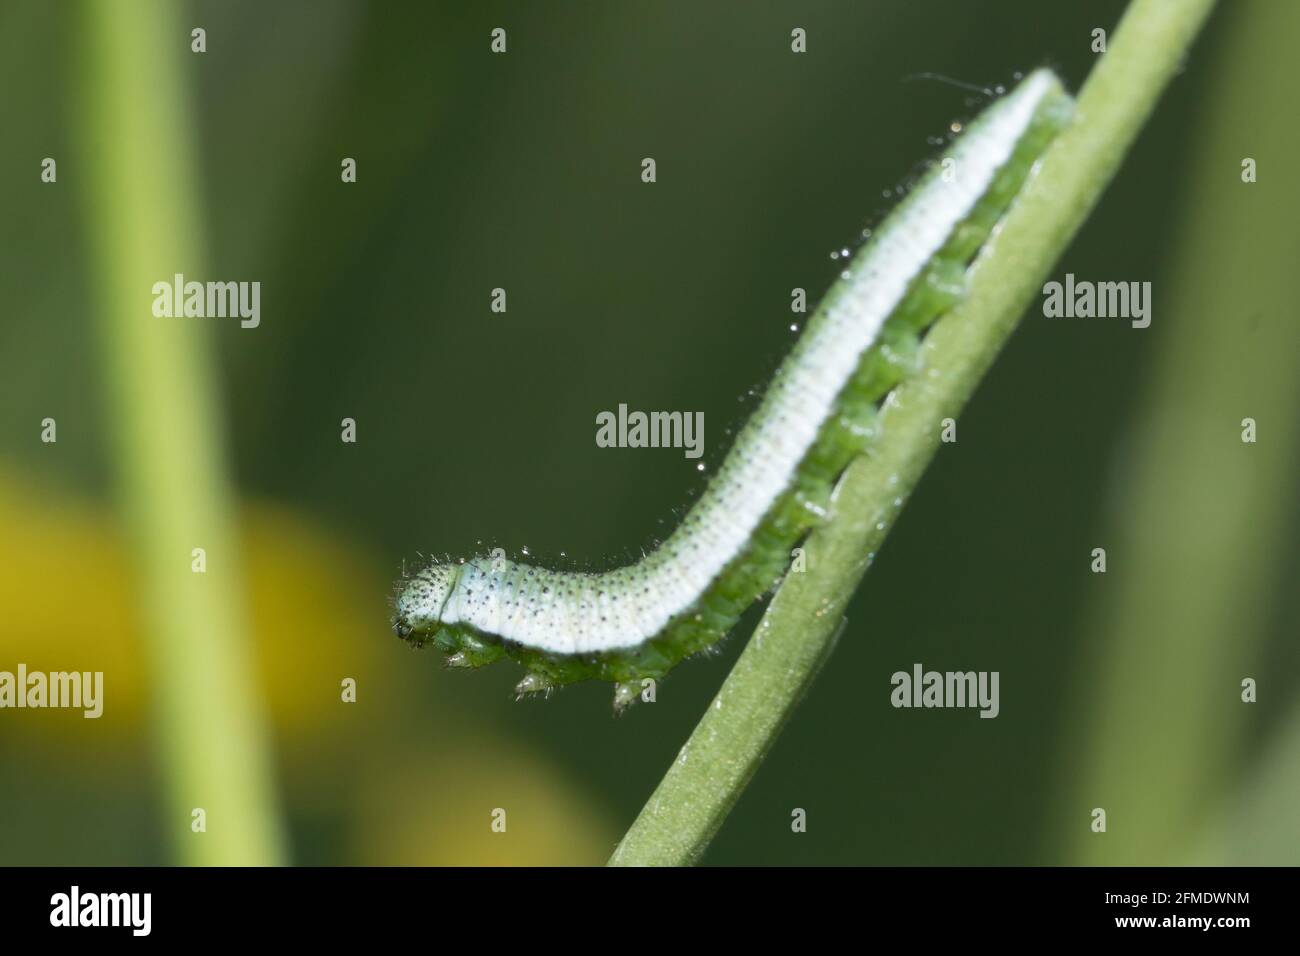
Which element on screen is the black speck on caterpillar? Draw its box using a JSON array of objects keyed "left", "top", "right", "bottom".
[{"left": 392, "top": 69, "right": 1074, "bottom": 713}]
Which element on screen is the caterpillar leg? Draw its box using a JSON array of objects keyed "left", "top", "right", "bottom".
[
  {"left": 612, "top": 680, "right": 641, "bottom": 715},
  {"left": 442, "top": 631, "right": 506, "bottom": 669},
  {"left": 514, "top": 672, "right": 555, "bottom": 701}
]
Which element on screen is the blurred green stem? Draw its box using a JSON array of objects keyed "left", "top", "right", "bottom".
[
  {"left": 1192, "top": 698, "right": 1300, "bottom": 865},
  {"left": 79, "top": 1, "right": 285, "bottom": 864},
  {"left": 609, "top": 0, "right": 1218, "bottom": 867},
  {"left": 1068, "top": 0, "right": 1300, "bottom": 865}
]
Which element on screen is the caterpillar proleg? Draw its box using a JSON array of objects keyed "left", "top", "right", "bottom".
[{"left": 393, "top": 69, "right": 1073, "bottom": 711}]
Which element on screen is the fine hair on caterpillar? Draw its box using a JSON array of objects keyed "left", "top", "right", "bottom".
[{"left": 393, "top": 69, "right": 1074, "bottom": 713}]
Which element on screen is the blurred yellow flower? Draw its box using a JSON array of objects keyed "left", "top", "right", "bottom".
[
  {"left": 0, "top": 471, "right": 387, "bottom": 740},
  {"left": 0, "top": 469, "right": 617, "bottom": 865},
  {"left": 357, "top": 748, "right": 618, "bottom": 866}
]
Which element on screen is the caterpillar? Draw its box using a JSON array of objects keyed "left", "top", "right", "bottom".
[{"left": 393, "top": 69, "right": 1073, "bottom": 711}]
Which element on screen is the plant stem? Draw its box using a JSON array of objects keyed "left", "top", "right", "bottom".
[
  {"left": 609, "top": 0, "right": 1219, "bottom": 867},
  {"left": 79, "top": 0, "right": 286, "bottom": 864},
  {"left": 1067, "top": 0, "right": 1300, "bottom": 865}
]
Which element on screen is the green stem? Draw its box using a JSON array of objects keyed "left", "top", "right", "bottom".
[
  {"left": 609, "top": 0, "right": 1219, "bottom": 867},
  {"left": 1067, "top": 0, "right": 1300, "bottom": 865},
  {"left": 78, "top": 0, "right": 286, "bottom": 864}
]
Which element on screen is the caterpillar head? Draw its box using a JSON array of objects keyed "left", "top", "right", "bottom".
[{"left": 392, "top": 561, "right": 458, "bottom": 643}]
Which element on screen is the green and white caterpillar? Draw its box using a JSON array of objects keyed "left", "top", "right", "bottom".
[{"left": 393, "top": 69, "right": 1073, "bottom": 711}]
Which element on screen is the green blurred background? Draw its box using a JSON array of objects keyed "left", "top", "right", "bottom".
[{"left": 1, "top": 0, "right": 1296, "bottom": 865}]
